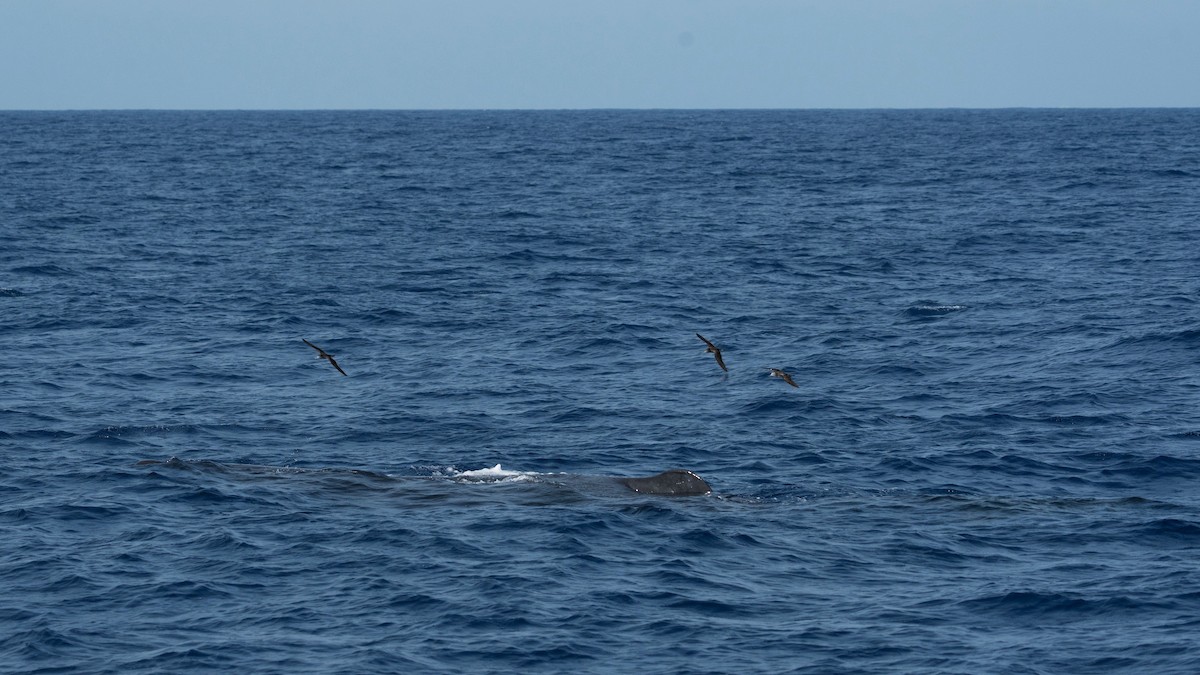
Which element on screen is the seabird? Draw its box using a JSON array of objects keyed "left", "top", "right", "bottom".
[
  {"left": 767, "top": 368, "right": 798, "bottom": 388},
  {"left": 696, "top": 333, "right": 728, "bottom": 372},
  {"left": 303, "top": 339, "right": 347, "bottom": 376}
]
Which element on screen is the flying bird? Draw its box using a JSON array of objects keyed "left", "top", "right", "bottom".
[
  {"left": 696, "top": 333, "right": 728, "bottom": 372},
  {"left": 767, "top": 368, "right": 798, "bottom": 388},
  {"left": 303, "top": 339, "right": 347, "bottom": 376}
]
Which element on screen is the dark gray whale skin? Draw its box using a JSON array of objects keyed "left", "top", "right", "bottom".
[
  {"left": 136, "top": 459, "right": 712, "bottom": 497},
  {"left": 616, "top": 469, "right": 712, "bottom": 496}
]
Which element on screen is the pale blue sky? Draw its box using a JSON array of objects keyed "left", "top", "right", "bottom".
[{"left": 2, "top": 0, "right": 1198, "bottom": 109}]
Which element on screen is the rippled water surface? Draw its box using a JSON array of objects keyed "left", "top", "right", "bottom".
[{"left": 3, "top": 109, "right": 1200, "bottom": 673}]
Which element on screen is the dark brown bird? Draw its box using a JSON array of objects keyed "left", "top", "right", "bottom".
[
  {"left": 303, "top": 339, "right": 347, "bottom": 376},
  {"left": 696, "top": 333, "right": 727, "bottom": 372},
  {"left": 767, "top": 368, "right": 798, "bottom": 388}
]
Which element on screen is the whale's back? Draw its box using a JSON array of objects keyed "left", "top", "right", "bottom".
[{"left": 617, "top": 469, "right": 712, "bottom": 496}]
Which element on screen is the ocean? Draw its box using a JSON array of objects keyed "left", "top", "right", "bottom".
[{"left": 2, "top": 109, "right": 1199, "bottom": 674}]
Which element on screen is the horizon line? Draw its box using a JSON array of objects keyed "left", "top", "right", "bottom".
[{"left": 3, "top": 105, "right": 1199, "bottom": 113}]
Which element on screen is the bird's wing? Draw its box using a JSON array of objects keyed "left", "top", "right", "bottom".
[
  {"left": 303, "top": 338, "right": 323, "bottom": 353},
  {"left": 782, "top": 372, "right": 798, "bottom": 387},
  {"left": 696, "top": 333, "right": 716, "bottom": 350},
  {"left": 713, "top": 350, "right": 728, "bottom": 372},
  {"left": 329, "top": 357, "right": 347, "bottom": 376}
]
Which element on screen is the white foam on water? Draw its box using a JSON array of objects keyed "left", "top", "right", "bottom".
[{"left": 451, "top": 464, "right": 536, "bottom": 483}]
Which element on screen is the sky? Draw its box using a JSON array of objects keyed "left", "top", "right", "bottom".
[{"left": 1, "top": 0, "right": 1198, "bottom": 109}]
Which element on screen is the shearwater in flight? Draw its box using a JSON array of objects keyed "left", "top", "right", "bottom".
[
  {"left": 303, "top": 339, "right": 347, "bottom": 376},
  {"left": 696, "top": 333, "right": 728, "bottom": 372},
  {"left": 767, "top": 368, "right": 797, "bottom": 387}
]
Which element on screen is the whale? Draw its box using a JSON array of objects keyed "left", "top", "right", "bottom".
[
  {"left": 616, "top": 469, "right": 712, "bottom": 496},
  {"left": 136, "top": 459, "right": 712, "bottom": 497}
]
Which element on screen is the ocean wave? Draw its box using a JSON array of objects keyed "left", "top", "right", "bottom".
[
  {"left": 1151, "top": 168, "right": 1197, "bottom": 178},
  {"left": 78, "top": 424, "right": 204, "bottom": 444},
  {"left": 1099, "top": 454, "right": 1200, "bottom": 480},
  {"left": 1109, "top": 327, "right": 1200, "bottom": 348},
  {"left": 901, "top": 303, "right": 969, "bottom": 317},
  {"left": 958, "top": 590, "right": 1147, "bottom": 619},
  {"left": 1134, "top": 518, "right": 1200, "bottom": 544},
  {"left": 11, "top": 263, "right": 77, "bottom": 276}
]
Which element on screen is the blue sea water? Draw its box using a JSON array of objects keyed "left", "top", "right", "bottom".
[{"left": 2, "top": 108, "right": 1200, "bottom": 674}]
